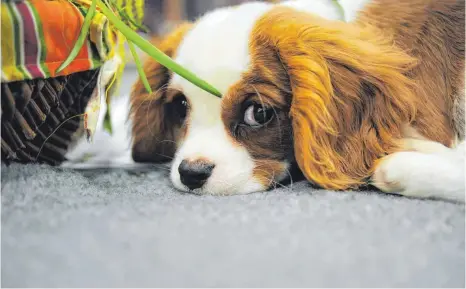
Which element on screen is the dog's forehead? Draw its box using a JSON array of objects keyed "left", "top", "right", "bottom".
[
  {"left": 170, "top": 0, "right": 349, "bottom": 98},
  {"left": 171, "top": 2, "right": 272, "bottom": 97}
]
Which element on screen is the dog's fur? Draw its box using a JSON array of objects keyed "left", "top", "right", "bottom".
[{"left": 130, "top": 0, "right": 465, "bottom": 201}]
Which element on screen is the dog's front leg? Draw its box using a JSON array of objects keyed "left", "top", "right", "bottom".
[{"left": 371, "top": 140, "right": 465, "bottom": 202}]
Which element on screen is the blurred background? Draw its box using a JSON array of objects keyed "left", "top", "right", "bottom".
[{"left": 142, "top": 0, "right": 273, "bottom": 36}]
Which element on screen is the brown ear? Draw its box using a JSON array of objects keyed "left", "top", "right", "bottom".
[
  {"left": 252, "top": 8, "right": 418, "bottom": 189},
  {"left": 130, "top": 23, "right": 192, "bottom": 163}
]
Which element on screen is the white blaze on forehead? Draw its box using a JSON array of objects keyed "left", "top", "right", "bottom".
[
  {"left": 169, "top": 3, "right": 275, "bottom": 195},
  {"left": 171, "top": 2, "right": 273, "bottom": 96},
  {"left": 281, "top": 0, "right": 368, "bottom": 22},
  {"left": 170, "top": 0, "right": 360, "bottom": 97},
  {"left": 167, "top": 0, "right": 364, "bottom": 195},
  {"left": 281, "top": 0, "right": 343, "bottom": 20}
]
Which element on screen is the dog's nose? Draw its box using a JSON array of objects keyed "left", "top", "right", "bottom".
[{"left": 178, "top": 159, "right": 215, "bottom": 190}]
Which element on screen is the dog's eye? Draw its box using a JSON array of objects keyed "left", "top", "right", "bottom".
[
  {"left": 172, "top": 94, "right": 188, "bottom": 120},
  {"left": 244, "top": 103, "right": 274, "bottom": 127}
]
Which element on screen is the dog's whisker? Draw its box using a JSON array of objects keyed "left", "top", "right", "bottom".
[
  {"left": 283, "top": 167, "right": 294, "bottom": 191},
  {"left": 252, "top": 166, "right": 293, "bottom": 192},
  {"left": 145, "top": 163, "right": 171, "bottom": 172},
  {"left": 132, "top": 86, "right": 163, "bottom": 121},
  {"left": 152, "top": 148, "right": 175, "bottom": 161}
]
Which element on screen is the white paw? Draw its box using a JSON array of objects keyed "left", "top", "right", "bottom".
[
  {"left": 372, "top": 152, "right": 416, "bottom": 195},
  {"left": 372, "top": 151, "right": 465, "bottom": 202}
]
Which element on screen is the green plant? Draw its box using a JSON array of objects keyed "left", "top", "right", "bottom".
[
  {"left": 58, "top": 0, "right": 221, "bottom": 98},
  {"left": 58, "top": 0, "right": 344, "bottom": 137},
  {"left": 332, "top": 0, "right": 346, "bottom": 20}
]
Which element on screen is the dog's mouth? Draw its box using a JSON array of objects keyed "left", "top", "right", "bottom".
[{"left": 181, "top": 187, "right": 204, "bottom": 196}]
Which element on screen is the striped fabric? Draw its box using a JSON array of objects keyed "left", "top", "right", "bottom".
[{"left": 1, "top": 0, "right": 143, "bottom": 83}]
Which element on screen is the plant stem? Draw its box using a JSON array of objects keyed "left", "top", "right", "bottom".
[
  {"left": 96, "top": 0, "right": 222, "bottom": 98},
  {"left": 127, "top": 41, "right": 152, "bottom": 93},
  {"left": 331, "top": 0, "right": 346, "bottom": 21}
]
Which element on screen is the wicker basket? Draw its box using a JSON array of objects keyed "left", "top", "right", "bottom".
[{"left": 1, "top": 69, "right": 100, "bottom": 166}]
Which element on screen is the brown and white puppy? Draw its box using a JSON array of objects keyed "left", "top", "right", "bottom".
[{"left": 130, "top": 0, "right": 465, "bottom": 201}]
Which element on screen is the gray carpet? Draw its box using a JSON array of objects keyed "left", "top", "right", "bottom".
[{"left": 1, "top": 163, "right": 465, "bottom": 287}]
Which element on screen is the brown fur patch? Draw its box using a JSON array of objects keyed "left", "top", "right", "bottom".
[
  {"left": 221, "top": 70, "right": 295, "bottom": 186},
  {"left": 233, "top": 1, "right": 464, "bottom": 190},
  {"left": 357, "top": 0, "right": 465, "bottom": 145},
  {"left": 130, "top": 23, "right": 192, "bottom": 163},
  {"left": 253, "top": 159, "right": 288, "bottom": 188}
]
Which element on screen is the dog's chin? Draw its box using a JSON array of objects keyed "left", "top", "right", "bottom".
[
  {"left": 170, "top": 169, "right": 266, "bottom": 196},
  {"left": 172, "top": 179, "right": 267, "bottom": 196}
]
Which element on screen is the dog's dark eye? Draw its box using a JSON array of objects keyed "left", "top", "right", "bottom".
[
  {"left": 172, "top": 94, "right": 189, "bottom": 120},
  {"left": 243, "top": 103, "right": 274, "bottom": 127}
]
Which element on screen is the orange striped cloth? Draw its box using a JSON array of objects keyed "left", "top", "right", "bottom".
[{"left": 1, "top": 0, "right": 121, "bottom": 83}]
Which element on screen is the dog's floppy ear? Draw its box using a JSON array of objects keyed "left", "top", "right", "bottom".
[
  {"left": 130, "top": 23, "right": 192, "bottom": 163},
  {"left": 252, "top": 8, "right": 418, "bottom": 189}
]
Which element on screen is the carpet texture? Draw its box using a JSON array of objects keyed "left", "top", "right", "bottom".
[{"left": 1, "top": 163, "right": 465, "bottom": 287}]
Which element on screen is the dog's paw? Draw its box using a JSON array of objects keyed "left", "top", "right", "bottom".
[
  {"left": 372, "top": 152, "right": 413, "bottom": 195},
  {"left": 372, "top": 151, "right": 465, "bottom": 202}
]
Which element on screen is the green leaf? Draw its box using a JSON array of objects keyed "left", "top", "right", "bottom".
[
  {"left": 103, "top": 109, "right": 113, "bottom": 134},
  {"left": 331, "top": 0, "right": 346, "bottom": 21},
  {"left": 56, "top": 0, "right": 97, "bottom": 74},
  {"left": 127, "top": 40, "right": 152, "bottom": 94},
  {"left": 114, "top": 3, "right": 149, "bottom": 32},
  {"left": 96, "top": 0, "right": 222, "bottom": 98},
  {"left": 105, "top": 0, "right": 149, "bottom": 32}
]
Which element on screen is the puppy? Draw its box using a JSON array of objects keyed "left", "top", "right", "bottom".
[{"left": 130, "top": 0, "right": 465, "bottom": 201}]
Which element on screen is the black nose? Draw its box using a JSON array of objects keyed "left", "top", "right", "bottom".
[{"left": 178, "top": 159, "right": 215, "bottom": 190}]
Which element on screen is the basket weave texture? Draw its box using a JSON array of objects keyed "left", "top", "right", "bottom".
[{"left": 1, "top": 69, "right": 100, "bottom": 165}]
